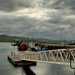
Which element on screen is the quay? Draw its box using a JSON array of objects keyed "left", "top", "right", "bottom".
[
  {"left": 29, "top": 42, "right": 75, "bottom": 49},
  {"left": 43, "top": 44, "right": 75, "bottom": 49},
  {"left": 7, "top": 55, "right": 36, "bottom": 66}
]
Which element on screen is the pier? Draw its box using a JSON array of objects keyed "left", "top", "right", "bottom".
[
  {"left": 8, "top": 48, "right": 75, "bottom": 65},
  {"left": 8, "top": 55, "right": 36, "bottom": 66},
  {"left": 19, "top": 48, "right": 75, "bottom": 65},
  {"left": 43, "top": 44, "right": 75, "bottom": 49}
]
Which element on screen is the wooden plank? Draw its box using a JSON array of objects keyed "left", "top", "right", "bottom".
[{"left": 8, "top": 55, "right": 21, "bottom": 62}]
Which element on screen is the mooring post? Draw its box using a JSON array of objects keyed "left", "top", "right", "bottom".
[
  {"left": 70, "top": 50, "right": 75, "bottom": 75},
  {"left": 74, "top": 69, "right": 75, "bottom": 75}
]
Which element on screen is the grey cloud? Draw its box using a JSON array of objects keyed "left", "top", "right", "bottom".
[
  {"left": 45, "top": 9, "right": 75, "bottom": 27},
  {"left": 0, "top": 14, "right": 75, "bottom": 40},
  {"left": 0, "top": 15, "right": 57, "bottom": 38},
  {"left": 0, "top": 0, "right": 75, "bottom": 12},
  {"left": 0, "top": 0, "right": 75, "bottom": 40},
  {"left": 0, "top": 0, "right": 33, "bottom": 12},
  {"left": 38, "top": 0, "right": 75, "bottom": 10},
  {"left": 0, "top": 15, "right": 40, "bottom": 35}
]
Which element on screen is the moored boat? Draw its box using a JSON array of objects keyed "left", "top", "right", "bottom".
[
  {"left": 18, "top": 44, "right": 27, "bottom": 51},
  {"left": 11, "top": 39, "right": 27, "bottom": 51},
  {"left": 31, "top": 45, "right": 50, "bottom": 51}
]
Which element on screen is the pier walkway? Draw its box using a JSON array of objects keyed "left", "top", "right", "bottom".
[{"left": 19, "top": 48, "right": 75, "bottom": 65}]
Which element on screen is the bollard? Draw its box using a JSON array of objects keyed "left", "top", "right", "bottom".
[{"left": 11, "top": 51, "right": 13, "bottom": 55}]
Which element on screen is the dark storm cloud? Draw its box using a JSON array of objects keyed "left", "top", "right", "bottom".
[
  {"left": 0, "top": 0, "right": 74, "bottom": 13},
  {"left": 0, "top": 0, "right": 74, "bottom": 12},
  {"left": 38, "top": 0, "right": 75, "bottom": 10},
  {"left": 0, "top": 0, "right": 33, "bottom": 12}
]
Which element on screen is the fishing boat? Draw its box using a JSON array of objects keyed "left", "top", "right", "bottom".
[
  {"left": 35, "top": 48, "right": 49, "bottom": 51},
  {"left": 31, "top": 45, "right": 49, "bottom": 51},
  {"left": 11, "top": 39, "right": 27, "bottom": 51},
  {"left": 11, "top": 39, "right": 22, "bottom": 46},
  {"left": 18, "top": 44, "right": 27, "bottom": 51},
  {"left": 11, "top": 40, "right": 49, "bottom": 51}
]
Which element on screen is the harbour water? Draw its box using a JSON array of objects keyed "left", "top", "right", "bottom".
[{"left": 0, "top": 42, "right": 74, "bottom": 75}]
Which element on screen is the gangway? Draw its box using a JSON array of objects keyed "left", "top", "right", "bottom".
[{"left": 19, "top": 48, "right": 75, "bottom": 65}]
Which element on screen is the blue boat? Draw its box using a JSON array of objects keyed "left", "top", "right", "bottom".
[
  {"left": 34, "top": 46, "right": 49, "bottom": 51},
  {"left": 35, "top": 48, "right": 49, "bottom": 51}
]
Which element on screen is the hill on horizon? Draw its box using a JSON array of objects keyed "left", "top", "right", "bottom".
[
  {"left": 0, "top": 34, "right": 72, "bottom": 43},
  {"left": 0, "top": 34, "right": 51, "bottom": 42},
  {"left": 0, "top": 35, "right": 26, "bottom": 42}
]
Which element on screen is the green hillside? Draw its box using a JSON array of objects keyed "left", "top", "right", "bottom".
[
  {"left": 0, "top": 35, "right": 26, "bottom": 42},
  {"left": 0, "top": 35, "right": 72, "bottom": 44},
  {"left": 0, "top": 35, "right": 52, "bottom": 43}
]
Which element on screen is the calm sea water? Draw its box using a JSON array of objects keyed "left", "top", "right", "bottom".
[{"left": 0, "top": 42, "right": 74, "bottom": 75}]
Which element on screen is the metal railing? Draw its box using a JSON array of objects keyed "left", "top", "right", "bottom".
[{"left": 20, "top": 48, "right": 75, "bottom": 64}]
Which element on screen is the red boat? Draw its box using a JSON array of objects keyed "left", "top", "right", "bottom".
[
  {"left": 11, "top": 39, "right": 27, "bottom": 51},
  {"left": 18, "top": 44, "right": 27, "bottom": 51}
]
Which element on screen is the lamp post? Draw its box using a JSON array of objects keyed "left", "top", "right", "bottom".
[
  {"left": 29, "top": 33, "right": 34, "bottom": 42},
  {"left": 40, "top": 32, "right": 43, "bottom": 39},
  {"left": 40, "top": 32, "right": 45, "bottom": 40},
  {"left": 40, "top": 32, "right": 45, "bottom": 43},
  {"left": 57, "top": 28, "right": 65, "bottom": 41}
]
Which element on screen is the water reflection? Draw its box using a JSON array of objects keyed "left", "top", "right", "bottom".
[{"left": 22, "top": 65, "right": 36, "bottom": 75}]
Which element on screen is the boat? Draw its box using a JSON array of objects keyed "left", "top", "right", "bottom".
[
  {"left": 11, "top": 40, "right": 49, "bottom": 52},
  {"left": 11, "top": 39, "right": 22, "bottom": 46},
  {"left": 31, "top": 45, "right": 49, "bottom": 51},
  {"left": 35, "top": 48, "right": 49, "bottom": 51},
  {"left": 18, "top": 44, "right": 27, "bottom": 51},
  {"left": 11, "top": 39, "right": 27, "bottom": 51}
]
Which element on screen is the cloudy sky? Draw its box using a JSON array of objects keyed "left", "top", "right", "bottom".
[{"left": 0, "top": 0, "right": 75, "bottom": 40}]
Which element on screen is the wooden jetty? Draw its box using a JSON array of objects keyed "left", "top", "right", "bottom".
[{"left": 7, "top": 55, "right": 36, "bottom": 66}]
